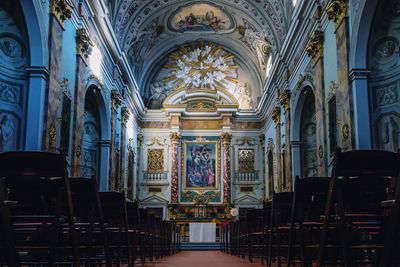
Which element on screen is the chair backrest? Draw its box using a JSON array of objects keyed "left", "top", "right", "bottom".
[
  {"left": 331, "top": 148, "right": 400, "bottom": 214},
  {"left": 100, "top": 191, "right": 129, "bottom": 228},
  {"left": 271, "top": 192, "right": 294, "bottom": 227},
  {"left": 0, "top": 151, "right": 71, "bottom": 216},
  {"left": 292, "top": 176, "right": 330, "bottom": 223},
  {"left": 126, "top": 201, "right": 140, "bottom": 230},
  {"left": 245, "top": 208, "right": 263, "bottom": 233}
]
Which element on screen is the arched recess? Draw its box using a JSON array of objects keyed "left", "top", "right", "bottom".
[
  {"left": 0, "top": 2, "right": 29, "bottom": 152},
  {"left": 82, "top": 84, "right": 111, "bottom": 188},
  {"left": 367, "top": 0, "right": 400, "bottom": 152},
  {"left": 292, "top": 85, "right": 318, "bottom": 178},
  {"left": 349, "top": 0, "right": 379, "bottom": 149},
  {"left": 266, "top": 138, "right": 275, "bottom": 199}
]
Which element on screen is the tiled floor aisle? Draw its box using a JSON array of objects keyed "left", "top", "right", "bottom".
[{"left": 142, "top": 251, "right": 264, "bottom": 267}]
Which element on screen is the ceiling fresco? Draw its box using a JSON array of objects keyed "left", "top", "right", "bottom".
[{"left": 108, "top": 0, "right": 289, "bottom": 110}]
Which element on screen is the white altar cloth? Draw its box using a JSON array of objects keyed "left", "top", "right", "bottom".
[{"left": 189, "top": 222, "right": 216, "bottom": 243}]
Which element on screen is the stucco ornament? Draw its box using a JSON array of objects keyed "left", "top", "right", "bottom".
[{"left": 164, "top": 43, "right": 238, "bottom": 91}]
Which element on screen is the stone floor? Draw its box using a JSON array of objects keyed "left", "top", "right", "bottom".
[{"left": 142, "top": 251, "right": 264, "bottom": 267}]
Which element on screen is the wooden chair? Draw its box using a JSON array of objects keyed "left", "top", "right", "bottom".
[
  {"left": 66, "top": 177, "right": 111, "bottom": 266},
  {"left": 261, "top": 200, "right": 272, "bottom": 265},
  {"left": 244, "top": 208, "right": 264, "bottom": 262},
  {"left": 126, "top": 201, "right": 145, "bottom": 264},
  {"left": 317, "top": 148, "right": 400, "bottom": 267},
  {"left": 0, "top": 151, "right": 80, "bottom": 266},
  {"left": 287, "top": 176, "right": 330, "bottom": 266},
  {"left": 0, "top": 177, "right": 19, "bottom": 266},
  {"left": 268, "top": 192, "right": 293, "bottom": 267},
  {"left": 100, "top": 191, "right": 133, "bottom": 267}
]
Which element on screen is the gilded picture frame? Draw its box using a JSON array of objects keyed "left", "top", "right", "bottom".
[{"left": 182, "top": 140, "right": 219, "bottom": 190}]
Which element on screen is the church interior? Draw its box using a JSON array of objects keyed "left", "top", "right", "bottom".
[{"left": 1, "top": 0, "right": 400, "bottom": 266}]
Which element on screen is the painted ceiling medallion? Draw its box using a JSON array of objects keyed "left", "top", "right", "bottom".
[
  {"left": 164, "top": 43, "right": 238, "bottom": 91},
  {"left": 169, "top": 3, "right": 234, "bottom": 33}
]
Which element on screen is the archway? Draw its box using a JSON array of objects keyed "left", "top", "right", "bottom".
[
  {"left": 299, "top": 87, "right": 317, "bottom": 177},
  {"left": 0, "top": 2, "right": 29, "bottom": 152},
  {"left": 82, "top": 87, "right": 102, "bottom": 179},
  {"left": 368, "top": 0, "right": 400, "bottom": 152}
]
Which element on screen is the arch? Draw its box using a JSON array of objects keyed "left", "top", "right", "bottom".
[
  {"left": 19, "top": 1, "right": 47, "bottom": 67},
  {"left": 291, "top": 83, "right": 317, "bottom": 178}
]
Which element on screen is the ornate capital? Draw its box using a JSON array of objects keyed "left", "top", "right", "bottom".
[
  {"left": 326, "top": 0, "right": 349, "bottom": 25},
  {"left": 121, "top": 106, "right": 130, "bottom": 126},
  {"left": 170, "top": 132, "right": 181, "bottom": 144},
  {"left": 50, "top": 0, "right": 72, "bottom": 24},
  {"left": 221, "top": 132, "right": 232, "bottom": 145},
  {"left": 137, "top": 134, "right": 143, "bottom": 147},
  {"left": 306, "top": 31, "right": 324, "bottom": 62},
  {"left": 76, "top": 28, "right": 93, "bottom": 59},
  {"left": 271, "top": 106, "right": 281, "bottom": 125},
  {"left": 279, "top": 89, "right": 291, "bottom": 112},
  {"left": 259, "top": 134, "right": 265, "bottom": 147},
  {"left": 111, "top": 89, "right": 122, "bottom": 111}
]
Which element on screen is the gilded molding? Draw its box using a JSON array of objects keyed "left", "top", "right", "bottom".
[
  {"left": 170, "top": 132, "right": 181, "bottom": 144},
  {"left": 342, "top": 124, "right": 350, "bottom": 141},
  {"left": 111, "top": 89, "right": 122, "bottom": 111},
  {"left": 49, "top": 124, "right": 57, "bottom": 141},
  {"left": 306, "top": 31, "right": 324, "bottom": 61},
  {"left": 121, "top": 106, "right": 130, "bottom": 125},
  {"left": 271, "top": 106, "right": 281, "bottom": 125},
  {"left": 326, "top": 0, "right": 349, "bottom": 25},
  {"left": 76, "top": 28, "right": 93, "bottom": 59},
  {"left": 50, "top": 0, "right": 72, "bottom": 24},
  {"left": 279, "top": 89, "right": 291, "bottom": 111}
]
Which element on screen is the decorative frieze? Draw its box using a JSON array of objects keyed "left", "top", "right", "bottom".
[
  {"left": 50, "top": 0, "right": 72, "bottom": 24},
  {"left": 271, "top": 106, "right": 281, "bottom": 125},
  {"left": 306, "top": 31, "right": 324, "bottom": 62},
  {"left": 111, "top": 89, "right": 122, "bottom": 111},
  {"left": 279, "top": 89, "right": 291, "bottom": 111},
  {"left": 326, "top": 0, "right": 349, "bottom": 25},
  {"left": 121, "top": 106, "right": 130, "bottom": 126},
  {"left": 76, "top": 28, "right": 93, "bottom": 59}
]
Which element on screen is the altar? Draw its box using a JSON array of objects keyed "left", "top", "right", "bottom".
[{"left": 189, "top": 222, "right": 216, "bottom": 243}]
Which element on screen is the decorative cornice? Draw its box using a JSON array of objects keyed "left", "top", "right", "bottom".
[
  {"left": 271, "top": 106, "right": 281, "bottom": 125},
  {"left": 121, "top": 106, "right": 130, "bottom": 125},
  {"left": 76, "top": 28, "right": 93, "bottom": 59},
  {"left": 50, "top": 0, "right": 72, "bottom": 25},
  {"left": 326, "top": 0, "right": 349, "bottom": 26},
  {"left": 306, "top": 31, "right": 324, "bottom": 62},
  {"left": 170, "top": 132, "right": 181, "bottom": 144},
  {"left": 279, "top": 89, "right": 291, "bottom": 111},
  {"left": 221, "top": 132, "right": 233, "bottom": 145},
  {"left": 111, "top": 89, "right": 122, "bottom": 111}
]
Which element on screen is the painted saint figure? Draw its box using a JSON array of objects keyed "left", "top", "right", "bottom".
[{"left": 0, "top": 114, "right": 15, "bottom": 152}]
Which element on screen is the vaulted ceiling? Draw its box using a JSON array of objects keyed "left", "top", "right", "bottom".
[{"left": 107, "top": 0, "right": 290, "bottom": 109}]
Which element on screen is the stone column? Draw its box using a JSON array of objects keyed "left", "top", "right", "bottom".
[
  {"left": 44, "top": 0, "right": 72, "bottom": 151},
  {"left": 259, "top": 134, "right": 266, "bottom": 198},
  {"left": 327, "top": 0, "right": 353, "bottom": 151},
  {"left": 135, "top": 134, "right": 143, "bottom": 200},
  {"left": 280, "top": 89, "right": 292, "bottom": 190},
  {"left": 109, "top": 89, "right": 122, "bottom": 191},
  {"left": 170, "top": 132, "right": 181, "bottom": 204},
  {"left": 120, "top": 106, "right": 130, "bottom": 192},
  {"left": 221, "top": 132, "right": 232, "bottom": 204},
  {"left": 25, "top": 66, "right": 48, "bottom": 150},
  {"left": 306, "top": 30, "right": 327, "bottom": 176},
  {"left": 272, "top": 106, "right": 282, "bottom": 192},
  {"left": 71, "top": 28, "right": 93, "bottom": 176}
]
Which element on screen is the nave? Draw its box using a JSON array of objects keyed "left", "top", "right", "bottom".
[{"left": 141, "top": 251, "right": 263, "bottom": 267}]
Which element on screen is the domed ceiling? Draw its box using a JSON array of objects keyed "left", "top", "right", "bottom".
[{"left": 108, "top": 0, "right": 289, "bottom": 110}]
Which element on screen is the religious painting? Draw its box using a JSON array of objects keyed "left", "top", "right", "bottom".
[
  {"left": 183, "top": 140, "right": 219, "bottom": 190},
  {"left": 169, "top": 3, "right": 233, "bottom": 33}
]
